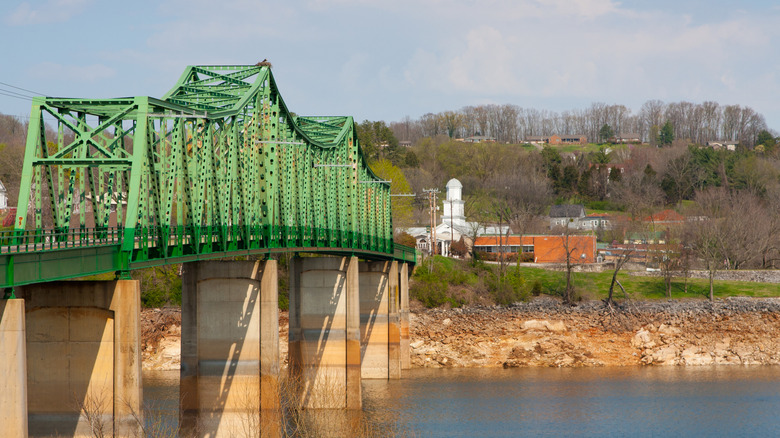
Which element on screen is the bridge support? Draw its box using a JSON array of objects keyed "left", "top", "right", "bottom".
[
  {"left": 399, "top": 262, "right": 412, "bottom": 369},
  {"left": 0, "top": 298, "right": 28, "bottom": 438},
  {"left": 358, "top": 260, "right": 401, "bottom": 379},
  {"left": 288, "top": 256, "right": 362, "bottom": 409},
  {"left": 180, "top": 260, "right": 280, "bottom": 438},
  {"left": 18, "top": 280, "right": 141, "bottom": 437}
]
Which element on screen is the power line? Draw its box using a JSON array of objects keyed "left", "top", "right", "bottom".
[
  {"left": 0, "top": 90, "right": 32, "bottom": 101},
  {"left": 0, "top": 86, "right": 35, "bottom": 99},
  {"left": 0, "top": 81, "right": 45, "bottom": 97}
]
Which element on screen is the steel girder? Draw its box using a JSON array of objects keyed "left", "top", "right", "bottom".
[{"left": 4, "top": 65, "right": 415, "bottom": 287}]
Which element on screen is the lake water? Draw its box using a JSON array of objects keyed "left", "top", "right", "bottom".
[{"left": 145, "top": 366, "right": 780, "bottom": 437}]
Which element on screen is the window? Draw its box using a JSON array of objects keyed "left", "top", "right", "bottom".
[{"left": 522, "top": 245, "right": 534, "bottom": 253}]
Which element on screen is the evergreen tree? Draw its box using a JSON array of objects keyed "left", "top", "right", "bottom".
[
  {"left": 599, "top": 124, "right": 614, "bottom": 143},
  {"left": 658, "top": 121, "right": 674, "bottom": 146}
]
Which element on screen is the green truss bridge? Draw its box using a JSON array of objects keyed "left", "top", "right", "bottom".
[{"left": 0, "top": 64, "right": 417, "bottom": 289}]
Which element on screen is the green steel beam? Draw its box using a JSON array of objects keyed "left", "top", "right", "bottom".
[{"left": 5, "top": 65, "right": 416, "bottom": 289}]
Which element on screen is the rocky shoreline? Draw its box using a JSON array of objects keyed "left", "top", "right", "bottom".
[{"left": 141, "top": 297, "right": 780, "bottom": 371}]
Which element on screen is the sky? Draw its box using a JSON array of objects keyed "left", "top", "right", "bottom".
[{"left": 1, "top": 0, "right": 780, "bottom": 131}]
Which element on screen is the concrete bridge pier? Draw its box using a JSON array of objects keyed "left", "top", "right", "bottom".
[
  {"left": 288, "top": 256, "right": 362, "bottom": 409},
  {"left": 0, "top": 298, "right": 28, "bottom": 438},
  {"left": 359, "top": 260, "right": 401, "bottom": 379},
  {"left": 180, "top": 260, "right": 280, "bottom": 438},
  {"left": 399, "top": 262, "right": 412, "bottom": 370},
  {"left": 18, "top": 280, "right": 142, "bottom": 438}
]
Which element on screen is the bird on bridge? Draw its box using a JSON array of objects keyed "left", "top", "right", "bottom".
[{"left": 256, "top": 59, "right": 272, "bottom": 68}]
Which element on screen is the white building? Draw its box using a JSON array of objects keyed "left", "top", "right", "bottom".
[
  {"left": 407, "top": 178, "right": 509, "bottom": 257},
  {"left": 0, "top": 179, "right": 7, "bottom": 210}
]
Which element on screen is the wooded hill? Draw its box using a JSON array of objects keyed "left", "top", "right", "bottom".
[{"left": 357, "top": 114, "right": 780, "bottom": 271}]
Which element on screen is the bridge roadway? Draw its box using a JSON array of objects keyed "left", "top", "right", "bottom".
[{"left": 0, "top": 64, "right": 418, "bottom": 437}]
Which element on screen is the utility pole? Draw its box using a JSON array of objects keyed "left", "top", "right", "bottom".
[{"left": 423, "top": 188, "right": 439, "bottom": 255}]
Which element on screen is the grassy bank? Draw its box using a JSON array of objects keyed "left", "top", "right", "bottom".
[{"left": 411, "top": 256, "right": 780, "bottom": 308}]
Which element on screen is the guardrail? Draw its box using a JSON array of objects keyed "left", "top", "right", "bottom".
[
  {"left": 0, "top": 226, "right": 417, "bottom": 263},
  {"left": 0, "top": 227, "right": 123, "bottom": 253}
]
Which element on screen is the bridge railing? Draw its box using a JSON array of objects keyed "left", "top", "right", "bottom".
[
  {"left": 0, "top": 227, "right": 123, "bottom": 254},
  {"left": 0, "top": 224, "right": 404, "bottom": 261}
]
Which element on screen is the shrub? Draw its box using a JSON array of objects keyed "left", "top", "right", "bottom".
[
  {"left": 135, "top": 265, "right": 182, "bottom": 308},
  {"left": 394, "top": 231, "right": 417, "bottom": 247},
  {"left": 484, "top": 267, "right": 530, "bottom": 306},
  {"left": 530, "top": 280, "right": 543, "bottom": 296}
]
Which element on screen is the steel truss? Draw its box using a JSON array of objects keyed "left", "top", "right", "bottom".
[{"left": 1, "top": 65, "right": 415, "bottom": 288}]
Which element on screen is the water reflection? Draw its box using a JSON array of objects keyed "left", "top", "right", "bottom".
[
  {"left": 145, "top": 366, "right": 780, "bottom": 437},
  {"left": 361, "top": 367, "right": 780, "bottom": 437}
]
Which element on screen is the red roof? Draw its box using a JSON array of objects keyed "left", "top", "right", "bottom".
[{"left": 643, "top": 209, "right": 684, "bottom": 223}]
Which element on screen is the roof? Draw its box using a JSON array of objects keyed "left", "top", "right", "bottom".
[
  {"left": 644, "top": 209, "right": 684, "bottom": 223},
  {"left": 473, "top": 234, "right": 596, "bottom": 246},
  {"left": 446, "top": 178, "right": 462, "bottom": 189},
  {"left": 0, "top": 180, "right": 5, "bottom": 191},
  {"left": 582, "top": 213, "right": 611, "bottom": 221},
  {"left": 549, "top": 204, "right": 585, "bottom": 218}
]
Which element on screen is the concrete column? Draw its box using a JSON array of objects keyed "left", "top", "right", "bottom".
[
  {"left": 180, "top": 260, "right": 279, "bottom": 438},
  {"left": 399, "top": 262, "right": 411, "bottom": 370},
  {"left": 387, "top": 261, "right": 401, "bottom": 379},
  {"left": 19, "top": 280, "right": 141, "bottom": 438},
  {"left": 0, "top": 298, "right": 28, "bottom": 438},
  {"left": 288, "top": 256, "right": 361, "bottom": 409},
  {"left": 358, "top": 260, "right": 400, "bottom": 379}
]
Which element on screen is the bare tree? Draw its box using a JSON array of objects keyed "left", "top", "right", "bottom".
[
  {"left": 686, "top": 217, "right": 722, "bottom": 301},
  {"left": 614, "top": 161, "right": 664, "bottom": 221},
  {"left": 464, "top": 192, "right": 493, "bottom": 259},
  {"left": 559, "top": 225, "right": 587, "bottom": 305},
  {"left": 655, "top": 227, "right": 682, "bottom": 298},
  {"left": 605, "top": 244, "right": 633, "bottom": 307}
]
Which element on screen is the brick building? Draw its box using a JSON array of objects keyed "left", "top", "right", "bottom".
[{"left": 472, "top": 234, "right": 597, "bottom": 263}]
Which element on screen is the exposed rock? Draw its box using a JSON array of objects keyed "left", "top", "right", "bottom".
[
  {"left": 141, "top": 297, "right": 780, "bottom": 371},
  {"left": 649, "top": 345, "right": 679, "bottom": 365},
  {"left": 141, "top": 308, "right": 181, "bottom": 371},
  {"left": 410, "top": 297, "right": 780, "bottom": 369},
  {"left": 521, "top": 319, "right": 567, "bottom": 333},
  {"left": 631, "top": 329, "right": 654, "bottom": 349}
]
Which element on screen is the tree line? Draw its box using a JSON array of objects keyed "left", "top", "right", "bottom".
[{"left": 388, "top": 100, "right": 772, "bottom": 148}]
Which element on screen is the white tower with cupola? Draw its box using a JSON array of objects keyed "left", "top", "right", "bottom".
[{"left": 443, "top": 178, "right": 466, "bottom": 227}]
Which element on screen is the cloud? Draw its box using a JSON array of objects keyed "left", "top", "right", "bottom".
[
  {"left": 303, "top": 0, "right": 621, "bottom": 20},
  {"left": 6, "top": 0, "right": 91, "bottom": 25},
  {"left": 446, "top": 27, "right": 521, "bottom": 93},
  {"left": 401, "top": 2, "right": 780, "bottom": 109},
  {"left": 30, "top": 62, "right": 116, "bottom": 83}
]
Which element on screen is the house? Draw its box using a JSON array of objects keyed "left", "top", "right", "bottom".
[
  {"left": 399, "top": 140, "right": 412, "bottom": 148},
  {"left": 549, "top": 134, "right": 587, "bottom": 145},
  {"left": 613, "top": 133, "right": 641, "bottom": 143},
  {"left": 472, "top": 234, "right": 597, "bottom": 263},
  {"left": 524, "top": 135, "right": 587, "bottom": 146},
  {"left": 549, "top": 204, "right": 586, "bottom": 229},
  {"left": 579, "top": 213, "right": 612, "bottom": 231},
  {"left": 459, "top": 136, "right": 496, "bottom": 143},
  {"left": 643, "top": 210, "right": 685, "bottom": 231},
  {"left": 706, "top": 140, "right": 738, "bottom": 151},
  {"left": 0, "top": 179, "right": 7, "bottom": 210},
  {"left": 624, "top": 231, "right": 667, "bottom": 245},
  {"left": 525, "top": 136, "right": 550, "bottom": 145}
]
